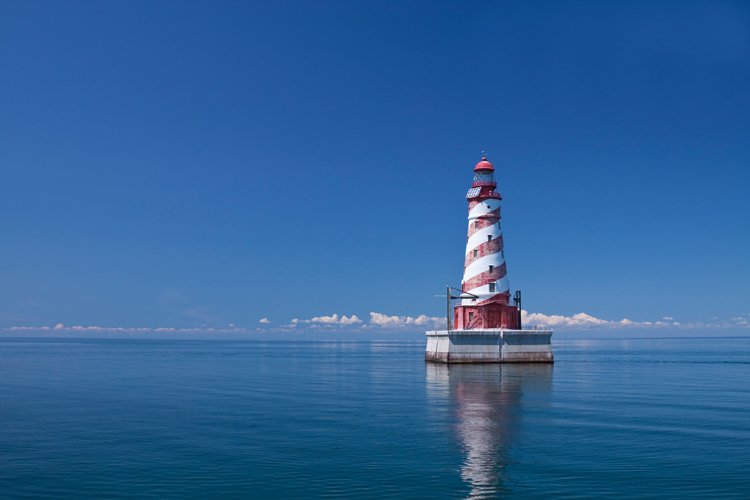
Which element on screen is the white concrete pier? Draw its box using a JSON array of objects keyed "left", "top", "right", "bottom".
[{"left": 425, "top": 329, "right": 554, "bottom": 363}]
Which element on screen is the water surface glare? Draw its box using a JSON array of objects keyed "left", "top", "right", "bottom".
[{"left": 1, "top": 337, "right": 749, "bottom": 498}]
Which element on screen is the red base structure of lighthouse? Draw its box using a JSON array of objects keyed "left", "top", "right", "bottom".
[{"left": 454, "top": 298, "right": 520, "bottom": 330}]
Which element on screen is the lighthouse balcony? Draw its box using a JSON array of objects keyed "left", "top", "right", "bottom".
[{"left": 468, "top": 188, "right": 502, "bottom": 199}]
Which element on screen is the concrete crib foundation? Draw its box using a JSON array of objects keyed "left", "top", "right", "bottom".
[{"left": 425, "top": 329, "right": 554, "bottom": 363}]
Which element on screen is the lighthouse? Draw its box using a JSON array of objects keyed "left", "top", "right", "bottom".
[
  {"left": 454, "top": 154, "right": 520, "bottom": 330},
  {"left": 425, "top": 154, "right": 554, "bottom": 363}
]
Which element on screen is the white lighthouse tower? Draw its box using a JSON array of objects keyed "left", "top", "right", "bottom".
[{"left": 425, "top": 153, "right": 554, "bottom": 363}]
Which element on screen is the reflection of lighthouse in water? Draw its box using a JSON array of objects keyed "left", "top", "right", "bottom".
[{"left": 426, "top": 363, "right": 552, "bottom": 498}]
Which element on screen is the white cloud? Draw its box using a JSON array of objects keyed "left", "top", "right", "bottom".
[
  {"left": 309, "top": 314, "right": 342, "bottom": 324},
  {"left": 252, "top": 311, "right": 439, "bottom": 331},
  {"left": 5, "top": 324, "right": 250, "bottom": 334},
  {"left": 730, "top": 314, "right": 750, "bottom": 327},
  {"left": 6, "top": 312, "right": 750, "bottom": 335},
  {"left": 290, "top": 313, "right": 364, "bottom": 326},
  {"left": 340, "top": 315, "right": 363, "bottom": 325},
  {"left": 522, "top": 311, "right": 613, "bottom": 328},
  {"left": 521, "top": 310, "right": 691, "bottom": 329},
  {"left": 368, "top": 312, "right": 444, "bottom": 329}
]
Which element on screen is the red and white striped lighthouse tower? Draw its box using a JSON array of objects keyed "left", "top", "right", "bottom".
[{"left": 454, "top": 154, "right": 521, "bottom": 330}]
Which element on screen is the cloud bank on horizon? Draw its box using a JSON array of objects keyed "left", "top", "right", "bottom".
[{"left": 4, "top": 311, "right": 749, "bottom": 334}]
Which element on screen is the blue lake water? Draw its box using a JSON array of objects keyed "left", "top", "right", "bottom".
[{"left": 1, "top": 336, "right": 749, "bottom": 498}]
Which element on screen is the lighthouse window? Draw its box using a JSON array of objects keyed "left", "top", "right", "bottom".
[
  {"left": 489, "top": 282, "right": 496, "bottom": 293},
  {"left": 473, "top": 249, "right": 478, "bottom": 258},
  {"left": 468, "top": 312, "right": 474, "bottom": 322},
  {"left": 489, "top": 265, "right": 494, "bottom": 274},
  {"left": 487, "top": 235, "right": 492, "bottom": 243}
]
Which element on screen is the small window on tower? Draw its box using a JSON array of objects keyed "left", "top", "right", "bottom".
[
  {"left": 489, "top": 282, "right": 496, "bottom": 293},
  {"left": 473, "top": 249, "right": 478, "bottom": 258},
  {"left": 487, "top": 235, "right": 492, "bottom": 243},
  {"left": 468, "top": 312, "right": 474, "bottom": 322},
  {"left": 489, "top": 265, "right": 494, "bottom": 274},
  {"left": 474, "top": 221, "right": 479, "bottom": 229}
]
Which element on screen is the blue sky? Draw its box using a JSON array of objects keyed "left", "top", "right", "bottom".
[{"left": 2, "top": 1, "right": 749, "bottom": 334}]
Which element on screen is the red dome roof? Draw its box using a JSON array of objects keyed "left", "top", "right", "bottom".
[{"left": 473, "top": 155, "right": 494, "bottom": 172}]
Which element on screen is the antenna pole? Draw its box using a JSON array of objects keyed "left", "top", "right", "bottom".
[
  {"left": 446, "top": 285, "right": 451, "bottom": 331},
  {"left": 513, "top": 290, "right": 522, "bottom": 329}
]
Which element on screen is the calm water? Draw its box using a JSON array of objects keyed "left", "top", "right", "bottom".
[{"left": 1, "top": 337, "right": 749, "bottom": 498}]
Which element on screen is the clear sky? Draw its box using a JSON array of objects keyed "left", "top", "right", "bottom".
[{"left": 2, "top": 1, "right": 749, "bottom": 334}]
